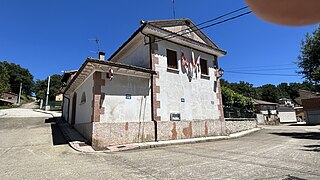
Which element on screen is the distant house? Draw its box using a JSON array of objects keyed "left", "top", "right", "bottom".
[
  {"left": 0, "top": 92, "right": 18, "bottom": 106},
  {"left": 294, "top": 107, "right": 305, "bottom": 121},
  {"left": 55, "top": 94, "right": 63, "bottom": 102},
  {"left": 253, "top": 99, "right": 278, "bottom": 125},
  {"left": 279, "top": 98, "right": 294, "bottom": 107},
  {"left": 295, "top": 90, "right": 320, "bottom": 125},
  {"left": 61, "top": 18, "right": 227, "bottom": 150}
]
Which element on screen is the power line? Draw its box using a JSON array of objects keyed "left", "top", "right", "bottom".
[
  {"left": 161, "top": 6, "right": 249, "bottom": 40},
  {"left": 225, "top": 63, "right": 297, "bottom": 70},
  {"left": 225, "top": 70, "right": 302, "bottom": 77},
  {"left": 226, "top": 67, "right": 299, "bottom": 72},
  {"left": 153, "top": 10, "right": 252, "bottom": 43}
]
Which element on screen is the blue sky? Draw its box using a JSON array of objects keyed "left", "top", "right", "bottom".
[{"left": 0, "top": 0, "right": 318, "bottom": 87}]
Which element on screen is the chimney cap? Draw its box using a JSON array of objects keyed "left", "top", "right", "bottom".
[
  {"left": 98, "top": 51, "right": 106, "bottom": 55},
  {"left": 98, "top": 51, "right": 106, "bottom": 60}
]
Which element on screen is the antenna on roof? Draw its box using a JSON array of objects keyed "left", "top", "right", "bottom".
[
  {"left": 88, "top": 37, "right": 100, "bottom": 54},
  {"left": 172, "top": 0, "right": 176, "bottom": 19}
]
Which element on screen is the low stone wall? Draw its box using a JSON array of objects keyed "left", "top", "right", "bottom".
[
  {"left": 225, "top": 118, "right": 257, "bottom": 134},
  {"left": 157, "top": 119, "right": 227, "bottom": 141},
  {"left": 90, "top": 119, "right": 227, "bottom": 150},
  {"left": 92, "top": 122, "right": 155, "bottom": 150}
]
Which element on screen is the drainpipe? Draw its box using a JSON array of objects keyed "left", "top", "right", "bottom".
[{"left": 141, "top": 29, "right": 158, "bottom": 142}]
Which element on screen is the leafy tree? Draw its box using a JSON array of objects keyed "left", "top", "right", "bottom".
[
  {"left": 221, "top": 86, "right": 253, "bottom": 110},
  {"left": 221, "top": 79, "right": 258, "bottom": 99},
  {"left": 277, "top": 83, "right": 290, "bottom": 98},
  {"left": 0, "top": 62, "right": 10, "bottom": 95},
  {"left": 256, "top": 84, "right": 279, "bottom": 103},
  {"left": 34, "top": 74, "right": 62, "bottom": 100},
  {"left": 297, "top": 26, "right": 320, "bottom": 84},
  {"left": 1, "top": 61, "right": 34, "bottom": 95},
  {"left": 33, "top": 79, "right": 47, "bottom": 100},
  {"left": 48, "top": 74, "right": 62, "bottom": 100}
]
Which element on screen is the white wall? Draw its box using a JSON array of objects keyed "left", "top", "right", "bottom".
[
  {"left": 155, "top": 41, "right": 221, "bottom": 121},
  {"left": 164, "top": 25, "right": 207, "bottom": 44},
  {"left": 278, "top": 112, "right": 297, "bottom": 123},
  {"left": 100, "top": 73, "right": 152, "bottom": 123},
  {"left": 74, "top": 74, "right": 94, "bottom": 124},
  {"left": 116, "top": 39, "right": 150, "bottom": 68}
]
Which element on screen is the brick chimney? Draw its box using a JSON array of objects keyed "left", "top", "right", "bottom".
[{"left": 98, "top": 51, "right": 105, "bottom": 61}]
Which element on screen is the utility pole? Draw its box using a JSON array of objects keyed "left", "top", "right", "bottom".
[
  {"left": 45, "top": 76, "right": 51, "bottom": 111},
  {"left": 18, "top": 83, "right": 22, "bottom": 105}
]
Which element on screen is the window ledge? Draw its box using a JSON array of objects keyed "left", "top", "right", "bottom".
[
  {"left": 200, "top": 74, "right": 210, "bottom": 80},
  {"left": 167, "top": 67, "right": 179, "bottom": 74}
]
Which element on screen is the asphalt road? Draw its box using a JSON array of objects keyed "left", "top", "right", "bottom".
[{"left": 0, "top": 114, "right": 320, "bottom": 179}]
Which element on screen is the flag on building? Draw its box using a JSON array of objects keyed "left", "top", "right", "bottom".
[
  {"left": 196, "top": 54, "right": 201, "bottom": 74},
  {"left": 181, "top": 51, "right": 189, "bottom": 70}
]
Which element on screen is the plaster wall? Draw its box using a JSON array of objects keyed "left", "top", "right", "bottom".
[
  {"left": 155, "top": 41, "right": 221, "bottom": 121},
  {"left": 164, "top": 25, "right": 206, "bottom": 44},
  {"left": 100, "top": 73, "right": 152, "bottom": 123},
  {"left": 278, "top": 112, "right": 297, "bottom": 123},
  {"left": 74, "top": 74, "right": 93, "bottom": 124},
  {"left": 92, "top": 121, "right": 154, "bottom": 150},
  {"left": 157, "top": 119, "right": 226, "bottom": 141},
  {"left": 116, "top": 39, "right": 150, "bottom": 68}
]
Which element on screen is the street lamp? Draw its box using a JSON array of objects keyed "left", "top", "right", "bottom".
[{"left": 218, "top": 68, "right": 224, "bottom": 78}]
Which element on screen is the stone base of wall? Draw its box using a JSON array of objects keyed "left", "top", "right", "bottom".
[
  {"left": 74, "top": 123, "right": 93, "bottom": 142},
  {"left": 157, "top": 119, "right": 227, "bottom": 141},
  {"left": 225, "top": 118, "right": 257, "bottom": 134},
  {"left": 92, "top": 122, "right": 155, "bottom": 150}
]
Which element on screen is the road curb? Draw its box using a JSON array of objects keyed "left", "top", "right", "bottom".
[
  {"left": 33, "top": 109, "right": 61, "bottom": 118},
  {"left": 58, "top": 126, "right": 261, "bottom": 153}
]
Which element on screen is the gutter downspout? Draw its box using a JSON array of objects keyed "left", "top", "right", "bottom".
[{"left": 141, "top": 29, "right": 158, "bottom": 142}]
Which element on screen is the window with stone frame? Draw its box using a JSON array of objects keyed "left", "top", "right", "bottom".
[
  {"left": 200, "top": 58, "right": 208, "bottom": 75},
  {"left": 166, "top": 49, "right": 178, "bottom": 69}
]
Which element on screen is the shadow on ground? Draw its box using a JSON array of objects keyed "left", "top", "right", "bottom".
[
  {"left": 289, "top": 124, "right": 318, "bottom": 126},
  {"left": 270, "top": 132, "right": 320, "bottom": 140},
  {"left": 302, "top": 144, "right": 320, "bottom": 152},
  {"left": 45, "top": 117, "right": 68, "bottom": 146}
]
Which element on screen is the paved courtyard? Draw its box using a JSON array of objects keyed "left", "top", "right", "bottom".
[{"left": 0, "top": 109, "right": 320, "bottom": 179}]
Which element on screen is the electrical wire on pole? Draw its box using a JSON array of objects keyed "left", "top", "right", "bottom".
[
  {"left": 161, "top": 6, "right": 249, "bottom": 40},
  {"left": 153, "top": 11, "right": 252, "bottom": 43},
  {"left": 224, "top": 71, "right": 302, "bottom": 77}
]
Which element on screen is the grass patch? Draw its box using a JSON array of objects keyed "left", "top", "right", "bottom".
[{"left": 0, "top": 106, "right": 11, "bottom": 110}]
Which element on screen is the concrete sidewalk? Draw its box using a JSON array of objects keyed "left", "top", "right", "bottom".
[
  {"left": 0, "top": 112, "right": 6, "bottom": 117},
  {"left": 33, "top": 109, "right": 62, "bottom": 117},
  {"left": 54, "top": 117, "right": 261, "bottom": 153}
]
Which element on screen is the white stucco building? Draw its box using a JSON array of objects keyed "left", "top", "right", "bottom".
[{"left": 62, "top": 19, "right": 227, "bottom": 149}]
